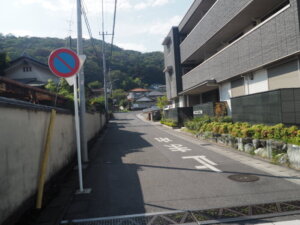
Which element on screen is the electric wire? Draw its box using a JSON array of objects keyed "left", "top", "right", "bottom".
[
  {"left": 81, "top": 1, "right": 103, "bottom": 69},
  {"left": 110, "top": 0, "right": 117, "bottom": 58}
]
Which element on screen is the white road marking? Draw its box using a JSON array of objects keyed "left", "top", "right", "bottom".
[
  {"left": 138, "top": 114, "right": 300, "bottom": 185},
  {"left": 154, "top": 137, "right": 172, "bottom": 143},
  {"left": 182, "top": 155, "right": 222, "bottom": 172},
  {"left": 164, "top": 144, "right": 192, "bottom": 152}
]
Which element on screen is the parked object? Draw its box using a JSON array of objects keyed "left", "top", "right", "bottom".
[{"left": 143, "top": 106, "right": 161, "bottom": 121}]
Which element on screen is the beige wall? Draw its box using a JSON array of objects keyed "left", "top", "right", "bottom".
[
  {"left": 0, "top": 105, "right": 106, "bottom": 224},
  {"left": 268, "top": 59, "right": 300, "bottom": 90},
  {"left": 231, "top": 78, "right": 245, "bottom": 97}
]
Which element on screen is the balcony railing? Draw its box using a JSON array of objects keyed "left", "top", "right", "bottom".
[{"left": 182, "top": 4, "right": 298, "bottom": 91}]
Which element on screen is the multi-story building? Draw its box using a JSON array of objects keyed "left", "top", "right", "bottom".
[{"left": 163, "top": 0, "right": 300, "bottom": 124}]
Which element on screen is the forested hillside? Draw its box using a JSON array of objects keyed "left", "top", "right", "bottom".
[{"left": 0, "top": 34, "right": 165, "bottom": 90}]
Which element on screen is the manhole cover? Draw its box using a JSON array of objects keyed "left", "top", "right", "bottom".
[{"left": 228, "top": 174, "right": 259, "bottom": 182}]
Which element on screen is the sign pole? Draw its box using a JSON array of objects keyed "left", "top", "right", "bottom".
[
  {"left": 73, "top": 74, "right": 84, "bottom": 192},
  {"left": 48, "top": 48, "right": 90, "bottom": 194},
  {"left": 77, "top": 0, "right": 88, "bottom": 163}
]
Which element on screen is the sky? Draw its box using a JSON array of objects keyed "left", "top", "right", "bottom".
[{"left": 0, "top": 0, "right": 194, "bottom": 52}]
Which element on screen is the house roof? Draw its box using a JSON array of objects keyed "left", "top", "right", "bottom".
[
  {"left": 148, "top": 90, "right": 164, "bottom": 96},
  {"left": 5, "top": 54, "right": 50, "bottom": 75},
  {"left": 129, "top": 88, "right": 150, "bottom": 92},
  {"left": 136, "top": 96, "right": 154, "bottom": 102},
  {"left": 8, "top": 54, "right": 49, "bottom": 69}
]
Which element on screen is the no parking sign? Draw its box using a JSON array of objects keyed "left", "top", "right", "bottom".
[{"left": 48, "top": 48, "right": 81, "bottom": 78}]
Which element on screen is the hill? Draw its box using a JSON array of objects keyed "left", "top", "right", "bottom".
[{"left": 0, "top": 34, "right": 165, "bottom": 90}]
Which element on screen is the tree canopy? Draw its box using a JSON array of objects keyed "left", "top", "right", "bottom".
[{"left": 0, "top": 34, "right": 165, "bottom": 90}]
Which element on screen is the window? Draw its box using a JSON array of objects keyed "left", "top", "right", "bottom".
[{"left": 23, "top": 67, "right": 32, "bottom": 72}]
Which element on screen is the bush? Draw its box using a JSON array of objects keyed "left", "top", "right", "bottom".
[
  {"left": 183, "top": 115, "right": 300, "bottom": 145},
  {"left": 161, "top": 118, "right": 178, "bottom": 127}
]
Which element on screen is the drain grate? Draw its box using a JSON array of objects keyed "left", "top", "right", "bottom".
[
  {"left": 61, "top": 200, "right": 300, "bottom": 225},
  {"left": 228, "top": 174, "right": 260, "bottom": 182}
]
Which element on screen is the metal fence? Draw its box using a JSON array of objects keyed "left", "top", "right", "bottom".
[{"left": 61, "top": 200, "right": 300, "bottom": 225}]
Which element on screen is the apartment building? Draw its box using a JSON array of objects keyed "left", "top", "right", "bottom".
[{"left": 163, "top": 0, "right": 300, "bottom": 124}]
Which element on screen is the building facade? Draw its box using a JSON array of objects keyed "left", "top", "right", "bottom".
[
  {"left": 163, "top": 0, "right": 300, "bottom": 118},
  {"left": 4, "top": 55, "right": 59, "bottom": 87}
]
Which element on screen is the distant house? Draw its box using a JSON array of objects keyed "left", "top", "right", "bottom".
[
  {"left": 132, "top": 96, "right": 154, "bottom": 110},
  {"left": 148, "top": 90, "right": 164, "bottom": 100},
  {"left": 127, "top": 88, "right": 165, "bottom": 110},
  {"left": 4, "top": 54, "right": 59, "bottom": 87},
  {"left": 127, "top": 88, "right": 150, "bottom": 101}
]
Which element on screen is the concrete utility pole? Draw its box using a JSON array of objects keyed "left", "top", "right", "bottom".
[
  {"left": 77, "top": 0, "right": 88, "bottom": 162},
  {"left": 101, "top": 0, "right": 108, "bottom": 112}
]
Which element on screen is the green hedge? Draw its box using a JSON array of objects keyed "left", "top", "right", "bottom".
[
  {"left": 160, "top": 118, "right": 178, "bottom": 128},
  {"left": 184, "top": 116, "right": 300, "bottom": 145}
]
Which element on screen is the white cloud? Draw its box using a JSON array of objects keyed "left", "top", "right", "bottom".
[
  {"left": 117, "top": 42, "right": 147, "bottom": 52},
  {"left": 116, "top": 15, "right": 181, "bottom": 38},
  {"left": 147, "top": 15, "right": 181, "bottom": 35},
  {"left": 152, "top": 0, "right": 170, "bottom": 6},
  {"left": 18, "top": 0, "right": 72, "bottom": 11},
  {"left": 133, "top": 0, "right": 170, "bottom": 10},
  {"left": 16, "top": 0, "right": 170, "bottom": 13}
]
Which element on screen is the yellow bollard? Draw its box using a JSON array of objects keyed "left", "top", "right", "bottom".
[{"left": 36, "top": 109, "right": 56, "bottom": 209}]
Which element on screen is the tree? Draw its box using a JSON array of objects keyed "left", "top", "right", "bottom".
[
  {"left": 0, "top": 52, "right": 9, "bottom": 75},
  {"left": 0, "top": 35, "right": 165, "bottom": 87},
  {"left": 88, "top": 80, "right": 102, "bottom": 89},
  {"left": 45, "top": 78, "right": 73, "bottom": 100},
  {"left": 156, "top": 96, "right": 169, "bottom": 109}
]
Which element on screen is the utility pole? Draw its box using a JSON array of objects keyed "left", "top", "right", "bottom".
[
  {"left": 101, "top": 0, "right": 108, "bottom": 112},
  {"left": 77, "top": 0, "right": 88, "bottom": 162}
]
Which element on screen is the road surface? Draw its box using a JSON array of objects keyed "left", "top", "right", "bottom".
[{"left": 63, "top": 112, "right": 300, "bottom": 221}]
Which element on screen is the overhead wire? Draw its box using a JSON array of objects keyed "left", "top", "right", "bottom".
[
  {"left": 110, "top": 0, "right": 117, "bottom": 58},
  {"left": 80, "top": 0, "right": 118, "bottom": 94},
  {"left": 81, "top": 0, "right": 103, "bottom": 69}
]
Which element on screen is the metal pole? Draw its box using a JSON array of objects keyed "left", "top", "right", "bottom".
[
  {"left": 73, "top": 74, "right": 84, "bottom": 192},
  {"left": 101, "top": 0, "right": 108, "bottom": 112},
  {"left": 77, "top": 0, "right": 88, "bottom": 162}
]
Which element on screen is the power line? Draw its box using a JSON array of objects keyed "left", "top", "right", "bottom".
[
  {"left": 101, "top": 0, "right": 108, "bottom": 111},
  {"left": 81, "top": 1, "right": 102, "bottom": 68},
  {"left": 110, "top": 0, "right": 117, "bottom": 58}
]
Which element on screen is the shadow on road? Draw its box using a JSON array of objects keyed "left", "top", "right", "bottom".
[{"left": 63, "top": 114, "right": 152, "bottom": 220}]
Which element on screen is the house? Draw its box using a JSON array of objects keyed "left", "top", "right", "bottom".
[
  {"left": 127, "top": 88, "right": 165, "bottom": 110},
  {"left": 127, "top": 88, "right": 150, "bottom": 101},
  {"left": 4, "top": 54, "right": 59, "bottom": 87},
  {"left": 148, "top": 90, "right": 165, "bottom": 100},
  {"left": 163, "top": 0, "right": 300, "bottom": 125},
  {"left": 132, "top": 96, "right": 155, "bottom": 110}
]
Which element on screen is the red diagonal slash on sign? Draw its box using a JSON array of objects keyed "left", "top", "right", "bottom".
[
  {"left": 56, "top": 54, "right": 74, "bottom": 71},
  {"left": 48, "top": 48, "right": 80, "bottom": 78}
]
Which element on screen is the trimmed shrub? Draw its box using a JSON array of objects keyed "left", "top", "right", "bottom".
[{"left": 184, "top": 116, "right": 299, "bottom": 146}]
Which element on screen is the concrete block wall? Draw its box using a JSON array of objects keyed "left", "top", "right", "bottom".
[
  {"left": 0, "top": 100, "right": 106, "bottom": 224},
  {"left": 182, "top": 0, "right": 300, "bottom": 91}
]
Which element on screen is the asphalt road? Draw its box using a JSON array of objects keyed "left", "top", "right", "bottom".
[{"left": 63, "top": 112, "right": 300, "bottom": 220}]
